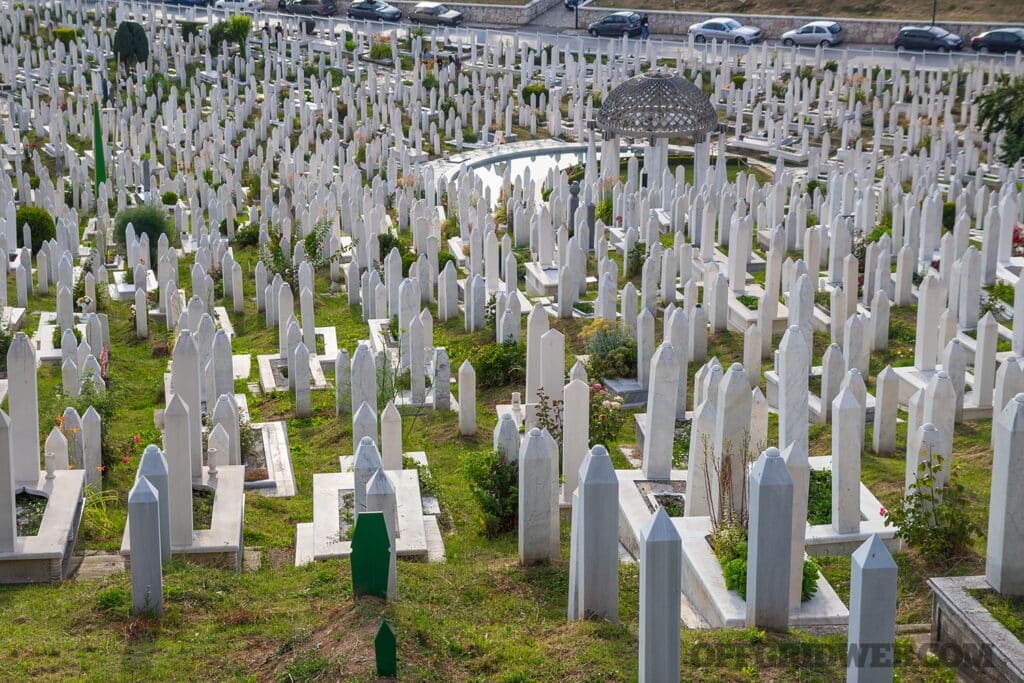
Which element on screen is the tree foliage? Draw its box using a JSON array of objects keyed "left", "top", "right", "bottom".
[
  {"left": 977, "top": 75, "right": 1024, "bottom": 165},
  {"left": 112, "top": 21, "right": 148, "bottom": 69},
  {"left": 209, "top": 15, "right": 252, "bottom": 56}
]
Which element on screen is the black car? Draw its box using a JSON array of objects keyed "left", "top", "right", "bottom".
[
  {"left": 278, "top": 0, "right": 337, "bottom": 15},
  {"left": 893, "top": 25, "right": 963, "bottom": 52},
  {"left": 347, "top": 0, "right": 401, "bottom": 20},
  {"left": 970, "top": 28, "right": 1024, "bottom": 54},
  {"left": 587, "top": 11, "right": 642, "bottom": 38},
  {"left": 564, "top": 0, "right": 581, "bottom": 8}
]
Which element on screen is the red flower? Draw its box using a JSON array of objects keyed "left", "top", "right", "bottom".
[
  {"left": 121, "top": 456, "right": 130, "bottom": 464},
  {"left": 133, "top": 434, "right": 141, "bottom": 444},
  {"left": 879, "top": 506, "right": 887, "bottom": 516},
  {"left": 592, "top": 383, "right": 602, "bottom": 391}
]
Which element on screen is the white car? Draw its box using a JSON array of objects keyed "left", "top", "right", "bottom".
[
  {"left": 214, "top": 0, "right": 263, "bottom": 10},
  {"left": 688, "top": 17, "right": 763, "bottom": 45}
]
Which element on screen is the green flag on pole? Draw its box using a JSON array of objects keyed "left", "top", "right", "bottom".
[{"left": 93, "top": 99, "right": 106, "bottom": 196}]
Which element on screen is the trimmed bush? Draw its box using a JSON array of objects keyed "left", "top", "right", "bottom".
[
  {"left": 113, "top": 21, "right": 148, "bottom": 70},
  {"left": 521, "top": 83, "right": 548, "bottom": 104},
  {"left": 15, "top": 206, "right": 56, "bottom": 255},
  {"left": 160, "top": 191, "right": 178, "bottom": 206},
  {"left": 53, "top": 27, "right": 76, "bottom": 48},
  {"left": 114, "top": 204, "right": 171, "bottom": 264}
]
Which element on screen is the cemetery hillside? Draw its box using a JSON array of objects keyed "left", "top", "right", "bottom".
[{"left": 2, "top": 1, "right": 1024, "bottom": 681}]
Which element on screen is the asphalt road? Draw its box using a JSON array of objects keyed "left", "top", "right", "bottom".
[{"left": 116, "top": 0, "right": 1024, "bottom": 70}]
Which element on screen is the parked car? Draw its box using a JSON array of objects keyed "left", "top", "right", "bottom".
[
  {"left": 408, "top": 2, "right": 464, "bottom": 26},
  {"left": 564, "top": 0, "right": 581, "bottom": 8},
  {"left": 587, "top": 11, "right": 642, "bottom": 38},
  {"left": 164, "top": 0, "right": 213, "bottom": 6},
  {"left": 970, "top": 28, "right": 1024, "bottom": 54},
  {"left": 278, "top": 0, "right": 337, "bottom": 15},
  {"left": 347, "top": 0, "right": 401, "bottom": 21},
  {"left": 780, "top": 20, "right": 844, "bottom": 47},
  {"left": 213, "top": 0, "right": 263, "bottom": 10},
  {"left": 893, "top": 25, "right": 963, "bottom": 52},
  {"left": 688, "top": 17, "right": 762, "bottom": 45}
]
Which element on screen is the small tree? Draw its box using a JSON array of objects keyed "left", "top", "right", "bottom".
[
  {"left": 112, "top": 21, "right": 148, "bottom": 73},
  {"left": 977, "top": 74, "right": 1024, "bottom": 165}
]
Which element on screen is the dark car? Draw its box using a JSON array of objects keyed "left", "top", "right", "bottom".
[
  {"left": 408, "top": 2, "right": 464, "bottom": 26},
  {"left": 894, "top": 25, "right": 963, "bottom": 52},
  {"left": 588, "top": 11, "right": 642, "bottom": 38},
  {"left": 564, "top": 0, "right": 581, "bottom": 8},
  {"left": 347, "top": 0, "right": 401, "bottom": 20},
  {"left": 278, "top": 0, "right": 337, "bottom": 15},
  {"left": 970, "top": 28, "right": 1024, "bottom": 54}
]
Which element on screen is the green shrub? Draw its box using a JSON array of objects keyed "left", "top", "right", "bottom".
[
  {"left": 806, "top": 468, "right": 832, "bottom": 525},
  {"left": 718, "top": 537, "right": 819, "bottom": 602},
  {"left": 113, "top": 204, "right": 171, "bottom": 264},
  {"left": 422, "top": 73, "right": 439, "bottom": 92},
  {"left": 53, "top": 27, "right": 76, "bottom": 48},
  {"left": 369, "top": 39, "right": 391, "bottom": 61},
  {"left": 884, "top": 453, "right": 981, "bottom": 565},
  {"left": 521, "top": 83, "right": 549, "bottom": 104},
  {"left": 0, "top": 323, "right": 11, "bottom": 375},
  {"left": 235, "top": 221, "right": 260, "bottom": 248},
  {"left": 438, "top": 249, "right": 457, "bottom": 274},
  {"left": 161, "top": 191, "right": 178, "bottom": 205},
  {"left": 209, "top": 15, "right": 251, "bottom": 56},
  {"left": 942, "top": 201, "right": 957, "bottom": 230},
  {"left": 823, "top": 60, "right": 838, "bottom": 72},
  {"left": 595, "top": 194, "right": 613, "bottom": 224},
  {"left": 471, "top": 340, "right": 526, "bottom": 389},
  {"left": 180, "top": 21, "right": 202, "bottom": 42},
  {"left": 15, "top": 206, "right": 56, "bottom": 255},
  {"left": 464, "top": 451, "right": 518, "bottom": 537},
  {"left": 582, "top": 320, "right": 637, "bottom": 380},
  {"left": 730, "top": 74, "right": 746, "bottom": 89}
]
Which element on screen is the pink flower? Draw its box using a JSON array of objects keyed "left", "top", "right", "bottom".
[
  {"left": 133, "top": 435, "right": 141, "bottom": 444},
  {"left": 121, "top": 456, "right": 130, "bottom": 464},
  {"left": 879, "top": 506, "right": 887, "bottom": 516},
  {"left": 591, "top": 383, "right": 602, "bottom": 391}
]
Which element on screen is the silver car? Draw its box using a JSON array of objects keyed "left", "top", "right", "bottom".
[
  {"left": 781, "top": 21, "right": 844, "bottom": 48},
  {"left": 688, "top": 17, "right": 763, "bottom": 45}
]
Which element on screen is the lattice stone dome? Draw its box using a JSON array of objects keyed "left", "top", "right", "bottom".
[{"left": 596, "top": 69, "right": 718, "bottom": 139}]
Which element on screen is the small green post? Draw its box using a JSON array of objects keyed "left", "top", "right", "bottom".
[{"left": 374, "top": 620, "right": 397, "bottom": 678}]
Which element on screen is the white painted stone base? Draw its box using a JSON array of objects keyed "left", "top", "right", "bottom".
[
  {"left": 120, "top": 465, "right": 246, "bottom": 570},
  {"left": 246, "top": 420, "right": 296, "bottom": 497},
  {"left": 256, "top": 354, "right": 329, "bottom": 393},
  {"left": 0, "top": 470, "right": 86, "bottom": 584},
  {"left": 677, "top": 516, "right": 849, "bottom": 629},
  {"left": 309, "top": 469, "right": 427, "bottom": 560}
]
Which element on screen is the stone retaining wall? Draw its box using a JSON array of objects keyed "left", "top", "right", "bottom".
[
  {"left": 545, "top": 7, "right": 1013, "bottom": 44},
  {"left": 387, "top": 0, "right": 1020, "bottom": 44},
  {"left": 387, "top": 0, "right": 562, "bottom": 26}
]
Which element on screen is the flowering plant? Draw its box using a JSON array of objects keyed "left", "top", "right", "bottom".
[
  {"left": 589, "top": 383, "right": 627, "bottom": 447},
  {"left": 1013, "top": 224, "right": 1023, "bottom": 257}
]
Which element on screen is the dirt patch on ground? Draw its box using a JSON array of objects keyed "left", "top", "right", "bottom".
[{"left": 258, "top": 602, "right": 386, "bottom": 680}]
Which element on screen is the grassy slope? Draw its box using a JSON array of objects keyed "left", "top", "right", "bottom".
[{"left": 0, "top": 241, "right": 973, "bottom": 681}]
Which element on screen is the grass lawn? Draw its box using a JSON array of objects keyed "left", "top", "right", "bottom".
[{"left": 0, "top": 239, "right": 983, "bottom": 680}]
